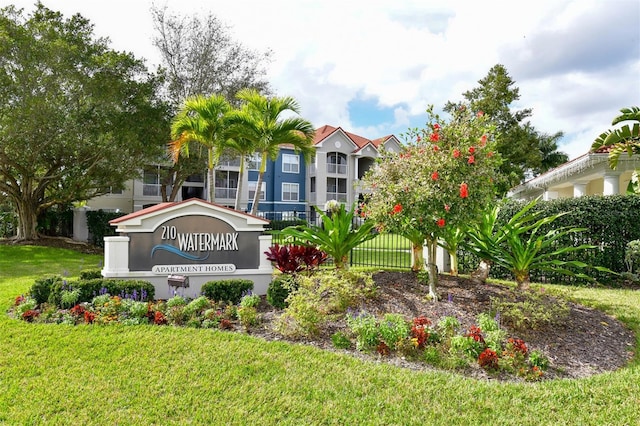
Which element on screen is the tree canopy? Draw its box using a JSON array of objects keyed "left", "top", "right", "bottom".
[
  {"left": 0, "top": 3, "right": 169, "bottom": 240},
  {"left": 445, "top": 64, "right": 568, "bottom": 194}
]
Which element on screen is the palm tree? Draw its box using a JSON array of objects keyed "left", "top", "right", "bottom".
[
  {"left": 535, "top": 131, "right": 568, "bottom": 175},
  {"left": 232, "top": 89, "right": 315, "bottom": 215},
  {"left": 170, "top": 94, "right": 231, "bottom": 203},
  {"left": 591, "top": 106, "right": 640, "bottom": 194},
  {"left": 225, "top": 131, "right": 256, "bottom": 210}
]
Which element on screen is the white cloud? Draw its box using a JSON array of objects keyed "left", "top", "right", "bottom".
[{"left": 7, "top": 0, "right": 640, "bottom": 160}]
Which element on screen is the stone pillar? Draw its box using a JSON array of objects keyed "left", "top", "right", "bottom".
[
  {"left": 573, "top": 183, "right": 587, "bottom": 198},
  {"left": 72, "top": 207, "right": 90, "bottom": 242},
  {"left": 102, "top": 236, "right": 130, "bottom": 276},
  {"left": 543, "top": 191, "right": 558, "bottom": 201},
  {"left": 603, "top": 173, "right": 620, "bottom": 195}
]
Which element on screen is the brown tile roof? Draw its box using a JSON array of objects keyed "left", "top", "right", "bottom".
[{"left": 313, "top": 125, "right": 395, "bottom": 153}]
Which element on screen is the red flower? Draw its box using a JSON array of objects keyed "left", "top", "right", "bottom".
[
  {"left": 416, "top": 135, "right": 421, "bottom": 142},
  {"left": 479, "top": 135, "right": 487, "bottom": 147},
  {"left": 460, "top": 183, "right": 469, "bottom": 198},
  {"left": 477, "top": 111, "right": 484, "bottom": 117},
  {"left": 444, "top": 204, "right": 450, "bottom": 212},
  {"left": 453, "top": 149, "right": 461, "bottom": 158},
  {"left": 430, "top": 132, "right": 440, "bottom": 142},
  {"left": 478, "top": 348, "right": 499, "bottom": 370},
  {"left": 84, "top": 311, "right": 96, "bottom": 324},
  {"left": 14, "top": 295, "right": 25, "bottom": 306},
  {"left": 431, "top": 171, "right": 439, "bottom": 180},
  {"left": 468, "top": 155, "right": 475, "bottom": 164},
  {"left": 469, "top": 146, "right": 475, "bottom": 154},
  {"left": 153, "top": 311, "right": 167, "bottom": 325},
  {"left": 391, "top": 204, "right": 403, "bottom": 215},
  {"left": 437, "top": 218, "right": 446, "bottom": 228},
  {"left": 433, "top": 123, "right": 441, "bottom": 131},
  {"left": 433, "top": 145, "right": 439, "bottom": 152},
  {"left": 487, "top": 151, "right": 494, "bottom": 158}
]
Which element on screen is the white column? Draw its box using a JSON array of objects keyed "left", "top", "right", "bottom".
[
  {"left": 603, "top": 173, "right": 620, "bottom": 195},
  {"left": 102, "top": 236, "right": 130, "bottom": 276},
  {"left": 258, "top": 235, "right": 274, "bottom": 272},
  {"left": 72, "top": 207, "right": 90, "bottom": 242},
  {"left": 573, "top": 183, "right": 587, "bottom": 197},
  {"left": 543, "top": 190, "right": 558, "bottom": 201}
]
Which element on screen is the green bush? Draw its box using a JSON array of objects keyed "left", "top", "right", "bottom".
[
  {"left": 459, "top": 195, "right": 640, "bottom": 285},
  {"left": 30, "top": 275, "right": 65, "bottom": 305},
  {"left": 267, "top": 275, "right": 297, "bottom": 309},
  {"left": 201, "top": 279, "right": 254, "bottom": 304},
  {"left": 86, "top": 210, "right": 127, "bottom": 247},
  {"left": 490, "top": 289, "right": 570, "bottom": 331},
  {"left": 79, "top": 269, "right": 103, "bottom": 280},
  {"left": 46, "top": 278, "right": 154, "bottom": 308}
]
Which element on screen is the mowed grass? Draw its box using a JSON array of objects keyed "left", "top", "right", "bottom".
[{"left": 0, "top": 246, "right": 639, "bottom": 425}]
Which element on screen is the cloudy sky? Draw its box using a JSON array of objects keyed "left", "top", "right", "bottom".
[{"left": 6, "top": 0, "right": 640, "bottom": 159}]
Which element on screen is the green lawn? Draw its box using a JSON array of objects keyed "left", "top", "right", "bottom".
[{"left": 0, "top": 245, "right": 639, "bottom": 425}]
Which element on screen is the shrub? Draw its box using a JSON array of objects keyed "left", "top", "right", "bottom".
[
  {"left": 346, "top": 311, "right": 379, "bottom": 351},
  {"left": 478, "top": 348, "right": 499, "bottom": 371},
  {"left": 240, "top": 292, "right": 261, "bottom": 308},
  {"left": 331, "top": 331, "right": 352, "bottom": 349},
  {"left": 30, "top": 275, "right": 64, "bottom": 305},
  {"left": 625, "top": 239, "right": 640, "bottom": 273},
  {"left": 491, "top": 289, "right": 570, "bottom": 331},
  {"left": 378, "top": 313, "right": 410, "bottom": 351},
  {"left": 267, "top": 275, "right": 296, "bottom": 309},
  {"left": 264, "top": 244, "right": 328, "bottom": 274},
  {"left": 79, "top": 269, "right": 103, "bottom": 280},
  {"left": 46, "top": 278, "right": 154, "bottom": 308},
  {"left": 201, "top": 279, "right": 253, "bottom": 304},
  {"left": 237, "top": 306, "right": 259, "bottom": 330}
]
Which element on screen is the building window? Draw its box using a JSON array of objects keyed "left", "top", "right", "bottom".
[
  {"left": 310, "top": 177, "right": 316, "bottom": 193},
  {"left": 143, "top": 166, "right": 162, "bottom": 197},
  {"left": 282, "top": 153, "right": 299, "bottom": 173},
  {"left": 248, "top": 153, "right": 261, "bottom": 171},
  {"left": 282, "top": 183, "right": 299, "bottom": 201},
  {"left": 327, "top": 177, "right": 347, "bottom": 202},
  {"left": 327, "top": 152, "right": 347, "bottom": 174},
  {"left": 215, "top": 170, "right": 238, "bottom": 199},
  {"left": 248, "top": 181, "right": 266, "bottom": 201}
]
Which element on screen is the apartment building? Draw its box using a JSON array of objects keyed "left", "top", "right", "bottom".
[{"left": 85, "top": 125, "right": 403, "bottom": 220}]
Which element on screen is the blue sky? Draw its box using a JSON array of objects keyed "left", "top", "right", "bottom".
[{"left": 5, "top": 0, "right": 640, "bottom": 159}]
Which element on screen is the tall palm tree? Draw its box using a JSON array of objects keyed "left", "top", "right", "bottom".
[
  {"left": 535, "top": 131, "right": 568, "bottom": 175},
  {"left": 225, "top": 131, "right": 255, "bottom": 210},
  {"left": 170, "top": 94, "right": 231, "bottom": 203},
  {"left": 232, "top": 89, "right": 315, "bottom": 215},
  {"left": 592, "top": 106, "right": 640, "bottom": 194}
]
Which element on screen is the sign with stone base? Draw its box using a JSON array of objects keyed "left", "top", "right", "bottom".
[{"left": 102, "top": 199, "right": 273, "bottom": 299}]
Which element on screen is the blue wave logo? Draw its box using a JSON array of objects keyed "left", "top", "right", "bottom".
[{"left": 151, "top": 244, "right": 210, "bottom": 261}]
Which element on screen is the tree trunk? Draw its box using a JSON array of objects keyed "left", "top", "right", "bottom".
[
  {"left": 449, "top": 251, "right": 459, "bottom": 276},
  {"left": 234, "top": 157, "right": 245, "bottom": 210},
  {"left": 14, "top": 196, "right": 39, "bottom": 241},
  {"left": 470, "top": 259, "right": 492, "bottom": 285},
  {"left": 411, "top": 243, "right": 424, "bottom": 272},
  {"left": 516, "top": 272, "right": 531, "bottom": 291},
  {"left": 425, "top": 238, "right": 439, "bottom": 300},
  {"left": 207, "top": 166, "right": 215, "bottom": 203},
  {"left": 250, "top": 153, "right": 267, "bottom": 216}
]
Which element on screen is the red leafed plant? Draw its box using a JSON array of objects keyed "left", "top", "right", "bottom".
[
  {"left": 376, "top": 341, "right": 391, "bottom": 356},
  {"left": 70, "top": 304, "right": 86, "bottom": 317},
  {"left": 264, "top": 244, "right": 328, "bottom": 274},
  {"left": 14, "top": 295, "right": 25, "bottom": 306},
  {"left": 410, "top": 316, "right": 432, "bottom": 349},
  {"left": 153, "top": 311, "right": 167, "bottom": 325},
  {"left": 466, "top": 325, "right": 485, "bottom": 344},
  {"left": 507, "top": 338, "right": 528, "bottom": 355},
  {"left": 84, "top": 311, "right": 96, "bottom": 324},
  {"left": 478, "top": 348, "right": 499, "bottom": 370},
  {"left": 21, "top": 310, "right": 40, "bottom": 322}
]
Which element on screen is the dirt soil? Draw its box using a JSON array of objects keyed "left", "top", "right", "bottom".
[
  {"left": 5, "top": 237, "right": 636, "bottom": 381},
  {"left": 250, "top": 271, "right": 636, "bottom": 381}
]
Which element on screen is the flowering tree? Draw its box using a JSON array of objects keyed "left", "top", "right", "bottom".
[{"left": 361, "top": 106, "right": 501, "bottom": 299}]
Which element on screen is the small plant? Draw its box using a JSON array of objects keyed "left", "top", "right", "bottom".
[
  {"left": 528, "top": 349, "right": 549, "bottom": 371},
  {"left": 267, "top": 274, "right": 296, "bottom": 309},
  {"left": 240, "top": 291, "right": 261, "bottom": 308},
  {"left": 478, "top": 348, "right": 499, "bottom": 371},
  {"left": 331, "top": 331, "right": 352, "bottom": 349},
  {"left": 237, "top": 306, "right": 259, "bottom": 330},
  {"left": 378, "top": 313, "right": 410, "bottom": 351},
  {"left": 346, "top": 311, "right": 379, "bottom": 351},
  {"left": 166, "top": 295, "right": 187, "bottom": 308},
  {"left": 60, "top": 287, "right": 81, "bottom": 309},
  {"left": 624, "top": 239, "right": 640, "bottom": 273},
  {"left": 491, "top": 289, "right": 569, "bottom": 331},
  {"left": 264, "top": 244, "right": 328, "bottom": 274}
]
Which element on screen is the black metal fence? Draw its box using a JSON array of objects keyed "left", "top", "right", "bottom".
[{"left": 267, "top": 213, "right": 414, "bottom": 270}]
